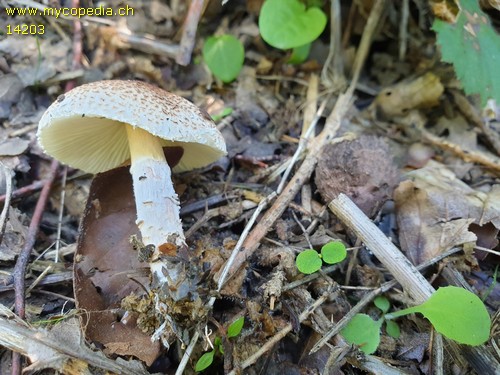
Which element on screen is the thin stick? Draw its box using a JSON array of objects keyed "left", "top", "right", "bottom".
[
  {"left": 0, "top": 179, "right": 49, "bottom": 203},
  {"left": 398, "top": 0, "right": 409, "bottom": 61},
  {"left": 25, "top": 265, "right": 53, "bottom": 297},
  {"left": 12, "top": 159, "right": 59, "bottom": 318},
  {"left": 302, "top": 73, "right": 319, "bottom": 135},
  {"left": 350, "top": 0, "right": 387, "bottom": 87},
  {"left": 321, "top": 0, "right": 344, "bottom": 87},
  {"left": 277, "top": 100, "right": 327, "bottom": 194},
  {"left": 0, "top": 164, "right": 13, "bottom": 246},
  {"left": 419, "top": 124, "right": 500, "bottom": 173},
  {"left": 432, "top": 333, "right": 444, "bottom": 375},
  {"left": 11, "top": 159, "right": 58, "bottom": 375},
  {"left": 217, "top": 192, "right": 277, "bottom": 291},
  {"left": 451, "top": 90, "right": 500, "bottom": 156},
  {"left": 55, "top": 167, "right": 67, "bottom": 263},
  {"left": 176, "top": 0, "right": 206, "bottom": 66},
  {"left": 175, "top": 331, "right": 200, "bottom": 375},
  {"left": 329, "top": 194, "right": 435, "bottom": 303}
]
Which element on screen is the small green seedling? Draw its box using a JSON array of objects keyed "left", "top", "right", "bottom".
[
  {"left": 374, "top": 295, "right": 401, "bottom": 339},
  {"left": 296, "top": 241, "right": 347, "bottom": 274},
  {"left": 259, "top": 0, "right": 327, "bottom": 62},
  {"left": 210, "top": 107, "right": 234, "bottom": 122},
  {"left": 203, "top": 34, "right": 244, "bottom": 83},
  {"left": 342, "top": 287, "right": 491, "bottom": 354},
  {"left": 195, "top": 317, "right": 245, "bottom": 372},
  {"left": 287, "top": 43, "right": 312, "bottom": 65},
  {"left": 341, "top": 296, "right": 400, "bottom": 354}
]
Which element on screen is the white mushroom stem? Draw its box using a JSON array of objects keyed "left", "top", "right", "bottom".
[{"left": 126, "top": 125, "right": 186, "bottom": 285}]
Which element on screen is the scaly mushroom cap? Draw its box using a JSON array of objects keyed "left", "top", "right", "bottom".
[{"left": 37, "top": 80, "right": 227, "bottom": 173}]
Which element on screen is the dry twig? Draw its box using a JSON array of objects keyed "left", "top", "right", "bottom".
[
  {"left": 11, "top": 159, "right": 58, "bottom": 375},
  {"left": 418, "top": 124, "right": 500, "bottom": 174},
  {"left": 451, "top": 90, "right": 500, "bottom": 156},
  {"left": 399, "top": 0, "right": 409, "bottom": 61},
  {"left": 0, "top": 164, "right": 13, "bottom": 246},
  {"left": 11, "top": 160, "right": 59, "bottom": 319},
  {"left": 176, "top": 0, "right": 207, "bottom": 65}
]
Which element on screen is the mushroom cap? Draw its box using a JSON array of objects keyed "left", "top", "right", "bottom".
[{"left": 37, "top": 80, "right": 227, "bottom": 173}]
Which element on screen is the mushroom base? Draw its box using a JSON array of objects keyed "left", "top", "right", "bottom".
[{"left": 129, "top": 157, "right": 187, "bottom": 285}]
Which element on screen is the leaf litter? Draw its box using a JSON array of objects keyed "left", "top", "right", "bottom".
[{"left": 0, "top": 1, "right": 499, "bottom": 374}]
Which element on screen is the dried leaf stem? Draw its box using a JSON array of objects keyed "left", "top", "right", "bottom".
[{"left": 12, "top": 159, "right": 59, "bottom": 319}]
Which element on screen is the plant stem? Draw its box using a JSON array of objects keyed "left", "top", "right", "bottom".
[{"left": 385, "top": 305, "right": 422, "bottom": 320}]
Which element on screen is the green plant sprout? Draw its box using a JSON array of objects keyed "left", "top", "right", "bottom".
[
  {"left": 432, "top": 0, "right": 500, "bottom": 105},
  {"left": 287, "top": 43, "right": 312, "bottom": 65},
  {"left": 374, "top": 295, "right": 401, "bottom": 339},
  {"left": 195, "top": 316, "right": 245, "bottom": 372},
  {"left": 210, "top": 107, "right": 234, "bottom": 122},
  {"left": 296, "top": 241, "right": 347, "bottom": 274},
  {"left": 342, "top": 287, "right": 491, "bottom": 354},
  {"left": 203, "top": 34, "right": 244, "bottom": 83},
  {"left": 341, "top": 296, "right": 400, "bottom": 354},
  {"left": 259, "top": 0, "right": 327, "bottom": 62}
]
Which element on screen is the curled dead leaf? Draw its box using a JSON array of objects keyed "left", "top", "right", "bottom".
[{"left": 74, "top": 166, "right": 160, "bottom": 366}]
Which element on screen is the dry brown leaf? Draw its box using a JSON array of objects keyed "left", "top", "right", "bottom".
[
  {"left": 74, "top": 166, "right": 161, "bottom": 365},
  {"left": 374, "top": 72, "right": 444, "bottom": 118},
  {"left": 0, "top": 74, "right": 24, "bottom": 114},
  {"left": 0, "top": 209, "right": 27, "bottom": 262},
  {"left": 431, "top": 0, "right": 460, "bottom": 23},
  {"left": 0, "top": 37, "right": 70, "bottom": 86},
  {"left": 434, "top": 115, "right": 477, "bottom": 150},
  {"left": 395, "top": 161, "right": 500, "bottom": 264}
]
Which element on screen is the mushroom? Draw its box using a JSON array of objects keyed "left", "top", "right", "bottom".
[{"left": 37, "top": 80, "right": 226, "bottom": 299}]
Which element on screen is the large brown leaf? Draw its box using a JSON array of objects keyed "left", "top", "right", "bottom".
[
  {"left": 74, "top": 166, "right": 160, "bottom": 366},
  {"left": 395, "top": 161, "right": 500, "bottom": 264}
]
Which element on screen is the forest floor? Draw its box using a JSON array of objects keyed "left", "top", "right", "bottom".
[{"left": 0, "top": 1, "right": 499, "bottom": 374}]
